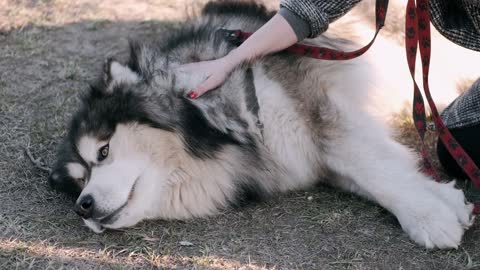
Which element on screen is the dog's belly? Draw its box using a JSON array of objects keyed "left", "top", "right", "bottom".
[{"left": 253, "top": 67, "right": 321, "bottom": 190}]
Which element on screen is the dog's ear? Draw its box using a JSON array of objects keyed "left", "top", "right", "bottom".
[{"left": 103, "top": 58, "right": 140, "bottom": 93}]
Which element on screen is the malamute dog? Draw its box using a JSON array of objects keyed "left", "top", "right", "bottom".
[{"left": 49, "top": 1, "right": 474, "bottom": 249}]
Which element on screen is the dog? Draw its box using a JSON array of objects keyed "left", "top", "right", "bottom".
[{"left": 49, "top": 1, "right": 474, "bottom": 249}]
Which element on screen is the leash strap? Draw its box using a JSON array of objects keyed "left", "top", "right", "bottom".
[
  {"left": 222, "top": 0, "right": 480, "bottom": 213},
  {"left": 404, "top": 0, "right": 440, "bottom": 181},
  {"left": 406, "top": 0, "right": 480, "bottom": 214},
  {"left": 219, "top": 0, "right": 389, "bottom": 60}
]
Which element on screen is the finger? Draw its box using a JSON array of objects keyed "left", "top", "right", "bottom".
[
  {"left": 195, "top": 76, "right": 225, "bottom": 96},
  {"left": 188, "top": 76, "right": 223, "bottom": 98}
]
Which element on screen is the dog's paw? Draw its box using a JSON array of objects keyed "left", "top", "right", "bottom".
[
  {"left": 425, "top": 181, "right": 474, "bottom": 228},
  {"left": 396, "top": 197, "right": 466, "bottom": 249}
]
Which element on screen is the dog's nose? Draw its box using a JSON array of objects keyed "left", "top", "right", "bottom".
[{"left": 74, "top": 195, "right": 94, "bottom": 219}]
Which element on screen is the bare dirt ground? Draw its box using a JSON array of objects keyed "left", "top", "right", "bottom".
[{"left": 1, "top": 1, "right": 480, "bottom": 269}]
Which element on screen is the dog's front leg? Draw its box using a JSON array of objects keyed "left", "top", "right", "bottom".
[{"left": 325, "top": 134, "right": 473, "bottom": 249}]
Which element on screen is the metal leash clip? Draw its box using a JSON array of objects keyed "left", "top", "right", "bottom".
[{"left": 215, "top": 28, "right": 243, "bottom": 45}]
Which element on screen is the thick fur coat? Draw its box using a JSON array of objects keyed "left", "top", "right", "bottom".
[{"left": 49, "top": 1, "right": 474, "bottom": 249}]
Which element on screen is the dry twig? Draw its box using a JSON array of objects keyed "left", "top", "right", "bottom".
[{"left": 24, "top": 147, "right": 52, "bottom": 173}]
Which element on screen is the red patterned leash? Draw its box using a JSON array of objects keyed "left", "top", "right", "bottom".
[
  {"left": 218, "top": 0, "right": 389, "bottom": 61},
  {"left": 404, "top": 0, "right": 439, "bottom": 182},
  {"left": 405, "top": 0, "right": 480, "bottom": 214},
  {"left": 221, "top": 0, "right": 480, "bottom": 214}
]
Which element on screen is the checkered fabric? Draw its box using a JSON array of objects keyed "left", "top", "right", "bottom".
[
  {"left": 430, "top": 0, "right": 480, "bottom": 52},
  {"left": 280, "top": 0, "right": 480, "bottom": 51},
  {"left": 280, "top": 0, "right": 361, "bottom": 38},
  {"left": 441, "top": 79, "right": 480, "bottom": 129}
]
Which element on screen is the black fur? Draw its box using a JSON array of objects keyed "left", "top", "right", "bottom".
[
  {"left": 127, "top": 41, "right": 142, "bottom": 74},
  {"left": 177, "top": 98, "right": 243, "bottom": 159},
  {"left": 49, "top": 139, "right": 87, "bottom": 199},
  {"left": 243, "top": 67, "right": 263, "bottom": 133},
  {"left": 127, "top": 41, "right": 160, "bottom": 83},
  {"left": 230, "top": 175, "right": 266, "bottom": 208},
  {"left": 160, "top": 1, "right": 273, "bottom": 61},
  {"left": 201, "top": 1, "right": 275, "bottom": 20},
  {"left": 70, "top": 83, "right": 175, "bottom": 145}
]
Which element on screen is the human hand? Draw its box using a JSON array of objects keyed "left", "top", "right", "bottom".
[
  {"left": 177, "top": 55, "right": 239, "bottom": 99},
  {"left": 177, "top": 14, "right": 297, "bottom": 99}
]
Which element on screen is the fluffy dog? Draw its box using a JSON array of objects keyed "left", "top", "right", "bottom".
[{"left": 49, "top": 1, "right": 474, "bottom": 249}]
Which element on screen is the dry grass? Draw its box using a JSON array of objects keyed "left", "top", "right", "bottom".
[{"left": 1, "top": 1, "right": 480, "bottom": 269}]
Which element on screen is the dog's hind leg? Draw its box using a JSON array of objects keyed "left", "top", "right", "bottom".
[{"left": 324, "top": 126, "right": 473, "bottom": 249}]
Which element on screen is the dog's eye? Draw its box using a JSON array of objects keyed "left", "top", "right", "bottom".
[{"left": 97, "top": 144, "right": 109, "bottom": 162}]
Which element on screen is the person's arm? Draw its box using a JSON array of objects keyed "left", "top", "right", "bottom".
[
  {"left": 179, "top": 0, "right": 361, "bottom": 99},
  {"left": 179, "top": 14, "right": 297, "bottom": 99}
]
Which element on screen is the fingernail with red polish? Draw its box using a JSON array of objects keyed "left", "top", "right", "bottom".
[{"left": 188, "top": 91, "right": 198, "bottom": 99}]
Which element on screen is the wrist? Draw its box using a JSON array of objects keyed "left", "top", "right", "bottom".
[{"left": 225, "top": 47, "right": 250, "bottom": 66}]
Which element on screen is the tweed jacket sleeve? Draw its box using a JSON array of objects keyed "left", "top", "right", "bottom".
[
  {"left": 279, "top": 0, "right": 361, "bottom": 40},
  {"left": 430, "top": 0, "right": 480, "bottom": 51},
  {"left": 442, "top": 79, "right": 480, "bottom": 129},
  {"left": 279, "top": 0, "right": 480, "bottom": 52}
]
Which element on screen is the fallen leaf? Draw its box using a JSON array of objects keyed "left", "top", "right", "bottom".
[{"left": 179, "top": 241, "right": 193, "bottom": 246}]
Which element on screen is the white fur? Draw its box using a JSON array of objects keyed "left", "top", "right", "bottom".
[
  {"left": 106, "top": 61, "right": 140, "bottom": 92},
  {"left": 320, "top": 59, "right": 473, "bottom": 248},
  {"left": 77, "top": 136, "right": 106, "bottom": 164},
  {"left": 335, "top": 0, "right": 480, "bottom": 118},
  {"left": 76, "top": 124, "right": 241, "bottom": 229},
  {"left": 110, "top": 61, "right": 139, "bottom": 83},
  {"left": 252, "top": 66, "right": 321, "bottom": 190},
  {"left": 66, "top": 162, "right": 85, "bottom": 180},
  {"left": 84, "top": 218, "right": 105, "bottom": 233},
  {"left": 77, "top": 125, "right": 151, "bottom": 226}
]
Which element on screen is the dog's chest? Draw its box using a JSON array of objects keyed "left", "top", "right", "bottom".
[{"left": 252, "top": 68, "right": 322, "bottom": 188}]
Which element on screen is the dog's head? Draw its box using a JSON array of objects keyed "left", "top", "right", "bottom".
[
  {"left": 49, "top": 0, "right": 275, "bottom": 232},
  {"left": 51, "top": 57, "right": 186, "bottom": 232},
  {"left": 49, "top": 38, "right": 262, "bottom": 233}
]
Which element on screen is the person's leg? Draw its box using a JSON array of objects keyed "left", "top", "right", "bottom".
[
  {"left": 437, "top": 79, "right": 480, "bottom": 179},
  {"left": 437, "top": 124, "right": 480, "bottom": 179}
]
